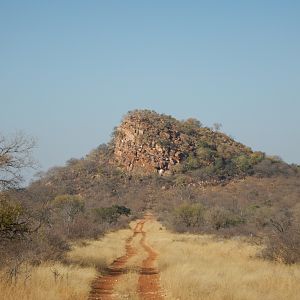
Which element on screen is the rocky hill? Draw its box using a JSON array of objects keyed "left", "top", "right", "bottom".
[
  {"left": 112, "top": 110, "right": 264, "bottom": 177},
  {"left": 33, "top": 109, "right": 296, "bottom": 197}
]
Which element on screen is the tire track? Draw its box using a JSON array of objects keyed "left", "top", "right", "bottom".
[
  {"left": 138, "top": 214, "right": 164, "bottom": 300},
  {"left": 88, "top": 215, "right": 163, "bottom": 300},
  {"left": 88, "top": 220, "right": 143, "bottom": 300}
]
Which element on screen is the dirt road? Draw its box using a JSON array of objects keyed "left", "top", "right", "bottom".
[
  {"left": 138, "top": 214, "right": 163, "bottom": 300},
  {"left": 88, "top": 214, "right": 163, "bottom": 300}
]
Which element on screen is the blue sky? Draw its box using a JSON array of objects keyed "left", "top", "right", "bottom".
[{"left": 1, "top": 1, "right": 299, "bottom": 179}]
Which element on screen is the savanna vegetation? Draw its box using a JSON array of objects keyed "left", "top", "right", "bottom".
[
  {"left": 0, "top": 132, "right": 135, "bottom": 299},
  {"left": 1, "top": 112, "right": 300, "bottom": 299},
  {"left": 145, "top": 219, "right": 300, "bottom": 300}
]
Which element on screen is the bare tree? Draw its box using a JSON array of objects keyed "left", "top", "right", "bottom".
[
  {"left": 0, "top": 132, "right": 36, "bottom": 190},
  {"left": 212, "top": 123, "right": 222, "bottom": 132}
]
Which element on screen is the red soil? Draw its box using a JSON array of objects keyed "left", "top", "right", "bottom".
[{"left": 88, "top": 215, "right": 163, "bottom": 300}]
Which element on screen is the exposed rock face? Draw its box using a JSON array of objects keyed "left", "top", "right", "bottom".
[
  {"left": 114, "top": 111, "right": 191, "bottom": 174},
  {"left": 113, "top": 110, "right": 253, "bottom": 175}
]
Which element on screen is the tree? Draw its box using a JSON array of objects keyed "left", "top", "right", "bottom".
[
  {"left": 52, "top": 194, "right": 85, "bottom": 236},
  {"left": 173, "top": 203, "right": 204, "bottom": 228},
  {"left": 205, "top": 207, "right": 245, "bottom": 230},
  {"left": 233, "top": 155, "right": 252, "bottom": 173},
  {"left": 0, "top": 196, "right": 28, "bottom": 240},
  {"left": 212, "top": 123, "right": 222, "bottom": 132},
  {"left": 52, "top": 194, "right": 85, "bottom": 223},
  {"left": 94, "top": 205, "right": 131, "bottom": 224},
  {"left": 0, "top": 132, "right": 36, "bottom": 190},
  {"left": 181, "top": 118, "right": 203, "bottom": 135},
  {"left": 184, "top": 118, "right": 203, "bottom": 128}
]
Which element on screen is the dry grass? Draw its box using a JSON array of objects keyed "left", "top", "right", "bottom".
[
  {"left": 3, "top": 217, "right": 300, "bottom": 300},
  {"left": 114, "top": 271, "right": 139, "bottom": 300},
  {"left": 0, "top": 228, "right": 132, "bottom": 300},
  {"left": 146, "top": 219, "right": 300, "bottom": 300},
  {"left": 0, "top": 263, "right": 96, "bottom": 300},
  {"left": 67, "top": 228, "right": 132, "bottom": 270}
]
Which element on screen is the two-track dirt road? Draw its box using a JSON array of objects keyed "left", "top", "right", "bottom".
[{"left": 88, "top": 213, "right": 163, "bottom": 300}]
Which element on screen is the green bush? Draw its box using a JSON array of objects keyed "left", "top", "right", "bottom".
[
  {"left": 180, "top": 118, "right": 202, "bottom": 136},
  {"left": 174, "top": 175, "right": 188, "bottom": 186},
  {"left": 214, "top": 157, "right": 225, "bottom": 172},
  {"left": 250, "top": 152, "right": 265, "bottom": 164},
  {"left": 0, "top": 196, "right": 29, "bottom": 240},
  {"left": 196, "top": 146, "right": 215, "bottom": 161},
  {"left": 233, "top": 155, "right": 252, "bottom": 173},
  {"left": 173, "top": 203, "right": 205, "bottom": 228},
  {"left": 94, "top": 205, "right": 131, "bottom": 224},
  {"left": 182, "top": 155, "right": 200, "bottom": 171}
]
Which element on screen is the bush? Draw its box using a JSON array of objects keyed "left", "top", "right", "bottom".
[
  {"left": 94, "top": 205, "right": 131, "bottom": 224},
  {"left": 263, "top": 213, "right": 300, "bottom": 264},
  {"left": 205, "top": 207, "right": 245, "bottom": 230},
  {"left": 180, "top": 118, "right": 203, "bottom": 135},
  {"left": 174, "top": 175, "right": 189, "bottom": 187},
  {"left": 52, "top": 195, "right": 85, "bottom": 222},
  {"left": 253, "top": 158, "right": 295, "bottom": 177},
  {"left": 196, "top": 146, "right": 215, "bottom": 162},
  {"left": 172, "top": 203, "right": 205, "bottom": 231},
  {"left": 0, "top": 196, "right": 30, "bottom": 241},
  {"left": 184, "top": 155, "right": 200, "bottom": 171},
  {"left": 233, "top": 155, "right": 252, "bottom": 173},
  {"left": 250, "top": 152, "right": 265, "bottom": 164}
]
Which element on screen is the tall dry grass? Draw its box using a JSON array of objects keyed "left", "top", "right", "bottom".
[
  {"left": 67, "top": 228, "right": 132, "bottom": 269},
  {"left": 0, "top": 228, "right": 132, "bottom": 300},
  {"left": 0, "top": 263, "right": 96, "bottom": 300},
  {"left": 3, "top": 217, "right": 300, "bottom": 300},
  {"left": 145, "top": 219, "right": 300, "bottom": 300}
]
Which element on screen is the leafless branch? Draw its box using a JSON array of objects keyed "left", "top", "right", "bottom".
[{"left": 0, "top": 132, "right": 36, "bottom": 190}]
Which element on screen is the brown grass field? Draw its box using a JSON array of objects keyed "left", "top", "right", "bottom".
[{"left": 1, "top": 216, "right": 300, "bottom": 299}]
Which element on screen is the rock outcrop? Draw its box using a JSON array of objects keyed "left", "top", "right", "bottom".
[{"left": 112, "top": 110, "right": 254, "bottom": 175}]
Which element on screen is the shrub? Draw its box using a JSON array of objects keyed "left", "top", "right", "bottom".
[
  {"left": 172, "top": 203, "right": 205, "bottom": 230},
  {"left": 191, "top": 165, "right": 216, "bottom": 180},
  {"left": 253, "top": 158, "right": 295, "bottom": 177},
  {"left": 94, "top": 205, "right": 131, "bottom": 224},
  {"left": 196, "top": 146, "right": 215, "bottom": 162},
  {"left": 181, "top": 155, "right": 200, "bottom": 172},
  {"left": 174, "top": 175, "right": 189, "bottom": 187},
  {"left": 52, "top": 195, "right": 85, "bottom": 222},
  {"left": 250, "top": 152, "right": 265, "bottom": 164},
  {"left": 180, "top": 118, "right": 203, "bottom": 135},
  {"left": 233, "top": 155, "right": 252, "bottom": 173},
  {"left": 0, "top": 195, "right": 30, "bottom": 240},
  {"left": 263, "top": 219, "right": 300, "bottom": 264},
  {"left": 205, "top": 207, "right": 245, "bottom": 230}
]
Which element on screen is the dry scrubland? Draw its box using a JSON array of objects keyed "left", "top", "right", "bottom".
[
  {"left": 145, "top": 219, "right": 300, "bottom": 300},
  {"left": 1, "top": 113, "right": 300, "bottom": 300},
  {"left": 2, "top": 218, "right": 300, "bottom": 300},
  {"left": 0, "top": 228, "right": 132, "bottom": 300}
]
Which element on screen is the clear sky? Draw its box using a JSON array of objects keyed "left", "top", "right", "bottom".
[{"left": 1, "top": 1, "right": 299, "bottom": 180}]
